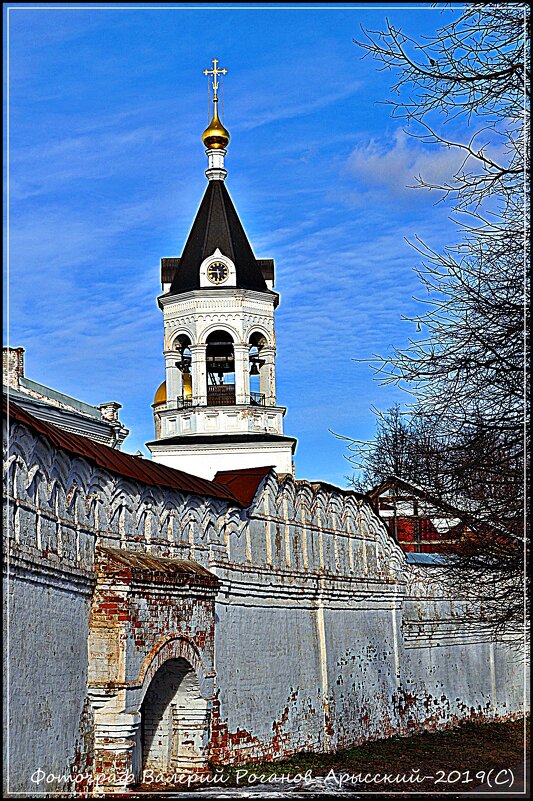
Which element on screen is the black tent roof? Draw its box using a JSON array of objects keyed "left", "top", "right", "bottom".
[{"left": 167, "top": 180, "right": 269, "bottom": 294}]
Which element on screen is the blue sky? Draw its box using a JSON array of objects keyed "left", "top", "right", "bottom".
[{"left": 4, "top": 3, "right": 464, "bottom": 486}]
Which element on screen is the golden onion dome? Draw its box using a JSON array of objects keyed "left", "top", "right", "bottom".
[
  {"left": 202, "top": 101, "right": 230, "bottom": 150},
  {"left": 153, "top": 380, "right": 167, "bottom": 406}
]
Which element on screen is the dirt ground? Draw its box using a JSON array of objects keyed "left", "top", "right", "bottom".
[{"left": 128, "top": 716, "right": 529, "bottom": 797}]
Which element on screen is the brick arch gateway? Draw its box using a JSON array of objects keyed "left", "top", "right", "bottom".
[{"left": 87, "top": 547, "right": 219, "bottom": 790}]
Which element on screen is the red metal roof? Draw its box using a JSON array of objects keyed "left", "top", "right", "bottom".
[
  {"left": 385, "top": 516, "right": 466, "bottom": 554},
  {"left": 214, "top": 465, "right": 273, "bottom": 506},
  {"left": 4, "top": 397, "right": 242, "bottom": 506}
]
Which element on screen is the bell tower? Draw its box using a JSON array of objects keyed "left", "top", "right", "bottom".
[{"left": 146, "top": 60, "right": 296, "bottom": 480}]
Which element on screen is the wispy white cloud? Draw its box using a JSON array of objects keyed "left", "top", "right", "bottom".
[
  {"left": 346, "top": 128, "right": 466, "bottom": 199},
  {"left": 10, "top": 125, "right": 182, "bottom": 200},
  {"left": 239, "top": 82, "right": 361, "bottom": 130}
]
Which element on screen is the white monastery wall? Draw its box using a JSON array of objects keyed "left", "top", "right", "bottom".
[
  {"left": 3, "top": 419, "right": 96, "bottom": 795},
  {"left": 2, "top": 415, "right": 527, "bottom": 793}
]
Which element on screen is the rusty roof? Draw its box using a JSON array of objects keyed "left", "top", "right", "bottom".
[
  {"left": 214, "top": 465, "right": 273, "bottom": 506},
  {"left": 97, "top": 546, "right": 219, "bottom": 586},
  {"left": 4, "top": 396, "right": 242, "bottom": 506}
]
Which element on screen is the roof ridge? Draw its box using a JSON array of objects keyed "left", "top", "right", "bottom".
[
  {"left": 216, "top": 180, "right": 236, "bottom": 263},
  {"left": 198, "top": 180, "right": 213, "bottom": 262}
]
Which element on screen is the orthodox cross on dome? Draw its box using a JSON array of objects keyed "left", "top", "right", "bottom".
[
  {"left": 203, "top": 58, "right": 227, "bottom": 102},
  {"left": 202, "top": 58, "right": 230, "bottom": 162}
]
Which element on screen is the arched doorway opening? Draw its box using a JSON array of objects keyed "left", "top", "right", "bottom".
[
  {"left": 174, "top": 334, "right": 193, "bottom": 405},
  {"left": 206, "top": 330, "right": 235, "bottom": 406},
  {"left": 248, "top": 331, "right": 267, "bottom": 405},
  {"left": 141, "top": 657, "right": 209, "bottom": 774}
]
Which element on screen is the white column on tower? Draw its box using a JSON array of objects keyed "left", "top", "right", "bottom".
[
  {"left": 234, "top": 344, "right": 250, "bottom": 405},
  {"left": 260, "top": 347, "right": 277, "bottom": 406},
  {"left": 165, "top": 351, "right": 182, "bottom": 404},
  {"left": 190, "top": 345, "right": 207, "bottom": 406}
]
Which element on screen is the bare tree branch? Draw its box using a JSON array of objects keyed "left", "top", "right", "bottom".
[{"left": 345, "top": 4, "right": 530, "bottom": 643}]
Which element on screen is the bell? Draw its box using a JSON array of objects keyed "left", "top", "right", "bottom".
[
  {"left": 250, "top": 361, "right": 260, "bottom": 376},
  {"left": 176, "top": 359, "right": 191, "bottom": 374}
]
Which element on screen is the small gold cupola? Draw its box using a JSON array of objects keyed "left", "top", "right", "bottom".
[
  {"left": 202, "top": 59, "right": 230, "bottom": 181},
  {"left": 202, "top": 102, "right": 230, "bottom": 150},
  {"left": 153, "top": 380, "right": 166, "bottom": 406}
]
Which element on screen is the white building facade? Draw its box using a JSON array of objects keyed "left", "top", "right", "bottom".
[{"left": 3, "top": 346, "right": 129, "bottom": 449}]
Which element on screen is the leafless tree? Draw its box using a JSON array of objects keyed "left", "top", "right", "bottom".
[
  {"left": 355, "top": 5, "right": 528, "bottom": 210},
  {"left": 343, "top": 404, "right": 447, "bottom": 493},
  {"left": 348, "top": 5, "right": 529, "bottom": 642}
]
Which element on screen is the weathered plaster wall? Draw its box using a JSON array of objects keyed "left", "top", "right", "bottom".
[
  {"left": 3, "top": 415, "right": 528, "bottom": 793},
  {"left": 3, "top": 415, "right": 231, "bottom": 793},
  {"left": 3, "top": 419, "right": 96, "bottom": 795},
  {"left": 398, "top": 568, "right": 527, "bottom": 729},
  {"left": 208, "top": 476, "right": 527, "bottom": 763}
]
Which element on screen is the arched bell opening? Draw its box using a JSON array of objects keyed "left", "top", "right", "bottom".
[
  {"left": 248, "top": 332, "right": 267, "bottom": 406},
  {"left": 174, "top": 335, "right": 193, "bottom": 404},
  {"left": 206, "top": 330, "right": 235, "bottom": 406},
  {"left": 140, "top": 657, "right": 209, "bottom": 775}
]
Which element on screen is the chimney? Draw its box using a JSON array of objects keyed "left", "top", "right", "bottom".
[
  {"left": 97, "top": 401, "right": 122, "bottom": 423},
  {"left": 3, "top": 347, "right": 25, "bottom": 389}
]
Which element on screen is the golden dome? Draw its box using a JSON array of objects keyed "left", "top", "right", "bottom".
[
  {"left": 202, "top": 101, "right": 230, "bottom": 150},
  {"left": 153, "top": 380, "right": 167, "bottom": 406}
]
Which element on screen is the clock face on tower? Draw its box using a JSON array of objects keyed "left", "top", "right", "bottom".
[{"left": 206, "top": 261, "right": 229, "bottom": 284}]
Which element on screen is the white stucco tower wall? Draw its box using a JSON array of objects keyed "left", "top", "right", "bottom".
[{"left": 148, "top": 284, "right": 295, "bottom": 479}]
